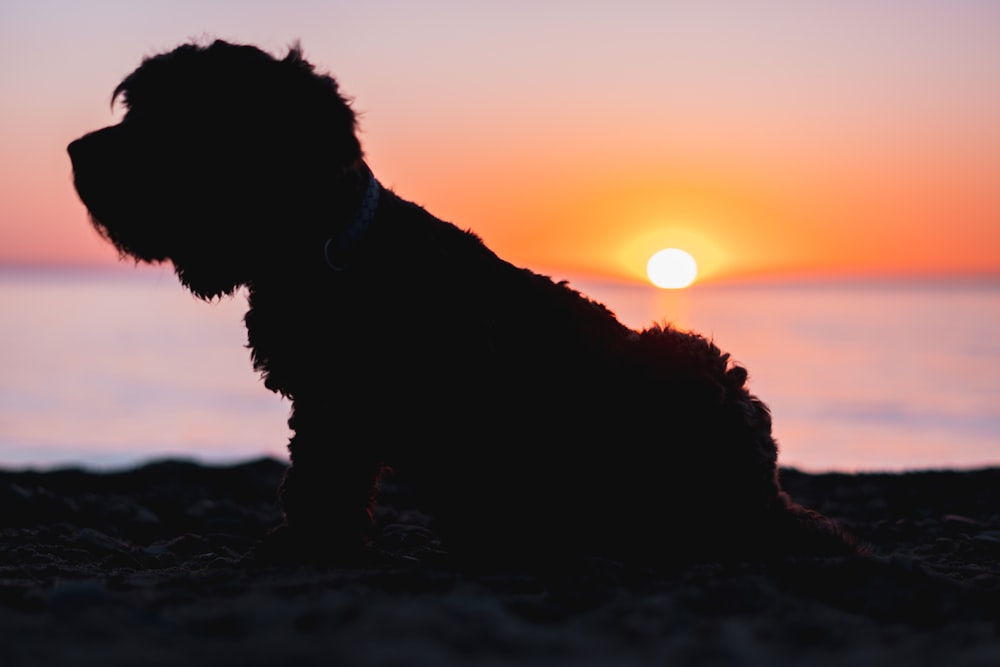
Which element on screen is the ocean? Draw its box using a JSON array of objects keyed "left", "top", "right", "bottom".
[{"left": 1, "top": 267, "right": 997, "bottom": 472}]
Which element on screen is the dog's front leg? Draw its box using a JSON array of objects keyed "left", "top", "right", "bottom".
[
  {"left": 261, "top": 421, "right": 383, "bottom": 564},
  {"left": 280, "top": 451, "right": 379, "bottom": 541}
]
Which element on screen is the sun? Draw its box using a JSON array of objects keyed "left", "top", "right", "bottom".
[{"left": 646, "top": 248, "right": 698, "bottom": 289}]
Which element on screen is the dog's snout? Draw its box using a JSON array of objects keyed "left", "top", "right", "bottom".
[
  {"left": 68, "top": 125, "right": 128, "bottom": 170},
  {"left": 67, "top": 137, "right": 88, "bottom": 170}
]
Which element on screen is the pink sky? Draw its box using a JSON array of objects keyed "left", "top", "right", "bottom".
[{"left": 2, "top": 1, "right": 999, "bottom": 284}]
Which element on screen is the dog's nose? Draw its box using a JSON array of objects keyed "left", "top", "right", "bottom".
[
  {"left": 67, "top": 134, "right": 99, "bottom": 171},
  {"left": 67, "top": 137, "right": 85, "bottom": 166},
  {"left": 68, "top": 125, "right": 125, "bottom": 171}
]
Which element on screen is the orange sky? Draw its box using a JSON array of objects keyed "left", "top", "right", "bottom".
[{"left": 2, "top": 1, "right": 998, "bottom": 284}]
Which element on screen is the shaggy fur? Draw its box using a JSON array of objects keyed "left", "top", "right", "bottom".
[{"left": 68, "top": 40, "right": 855, "bottom": 564}]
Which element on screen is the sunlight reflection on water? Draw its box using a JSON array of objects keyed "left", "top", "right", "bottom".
[
  {"left": 1, "top": 268, "right": 290, "bottom": 469},
  {"left": 1, "top": 267, "right": 997, "bottom": 472},
  {"left": 581, "top": 277, "right": 1000, "bottom": 472}
]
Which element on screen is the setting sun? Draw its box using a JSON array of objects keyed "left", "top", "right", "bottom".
[{"left": 647, "top": 248, "right": 698, "bottom": 289}]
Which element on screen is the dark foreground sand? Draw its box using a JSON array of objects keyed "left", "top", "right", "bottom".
[{"left": 2, "top": 459, "right": 998, "bottom": 666}]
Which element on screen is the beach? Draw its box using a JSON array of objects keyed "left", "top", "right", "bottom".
[{"left": 2, "top": 458, "right": 999, "bottom": 666}]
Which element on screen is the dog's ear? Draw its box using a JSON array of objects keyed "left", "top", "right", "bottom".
[{"left": 275, "top": 43, "right": 364, "bottom": 172}]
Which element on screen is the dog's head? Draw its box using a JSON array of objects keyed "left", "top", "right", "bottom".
[{"left": 68, "top": 40, "right": 363, "bottom": 298}]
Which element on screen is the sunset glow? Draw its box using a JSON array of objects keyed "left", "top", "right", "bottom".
[{"left": 1, "top": 3, "right": 999, "bottom": 284}]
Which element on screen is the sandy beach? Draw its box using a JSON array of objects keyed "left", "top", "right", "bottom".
[{"left": 2, "top": 459, "right": 998, "bottom": 666}]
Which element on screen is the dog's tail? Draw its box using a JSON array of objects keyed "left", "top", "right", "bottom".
[{"left": 760, "top": 494, "right": 863, "bottom": 559}]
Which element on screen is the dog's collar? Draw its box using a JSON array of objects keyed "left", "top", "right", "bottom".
[{"left": 323, "top": 165, "right": 382, "bottom": 271}]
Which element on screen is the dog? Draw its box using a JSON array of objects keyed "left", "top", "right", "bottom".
[{"left": 68, "top": 40, "right": 855, "bottom": 565}]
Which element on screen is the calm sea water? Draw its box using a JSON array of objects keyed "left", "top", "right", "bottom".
[{"left": 1, "top": 267, "right": 998, "bottom": 472}]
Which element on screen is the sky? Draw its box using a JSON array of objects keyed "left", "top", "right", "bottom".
[{"left": 1, "top": 0, "right": 999, "bottom": 285}]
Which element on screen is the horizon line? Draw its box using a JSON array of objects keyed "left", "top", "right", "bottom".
[{"left": 1, "top": 259, "right": 998, "bottom": 289}]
